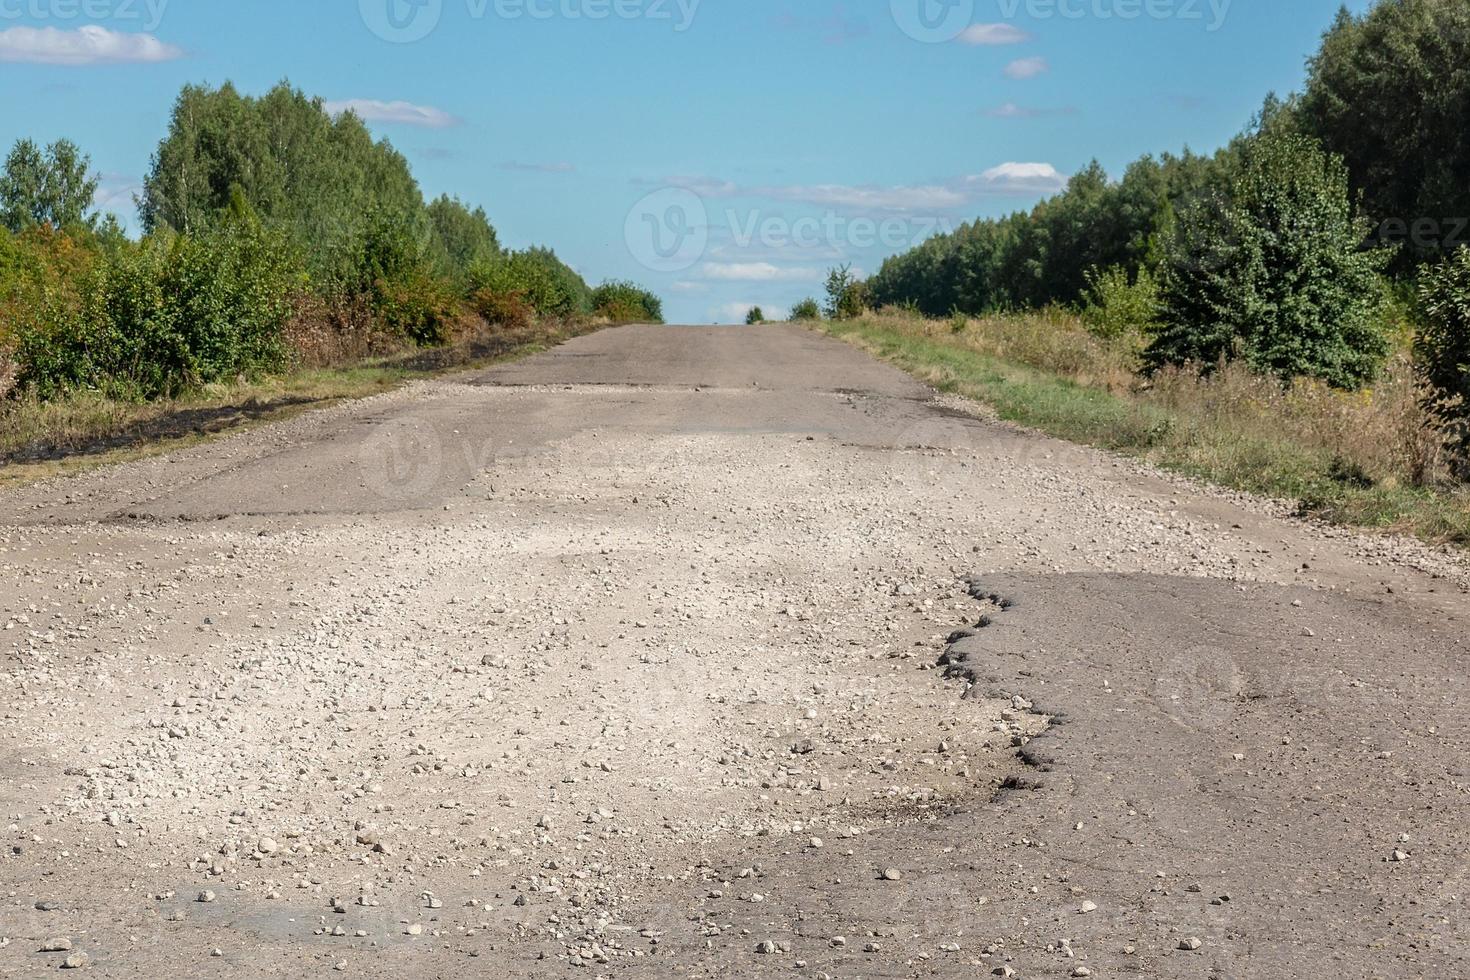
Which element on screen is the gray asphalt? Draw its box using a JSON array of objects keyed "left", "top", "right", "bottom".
[{"left": 2, "top": 323, "right": 1466, "bottom": 979}]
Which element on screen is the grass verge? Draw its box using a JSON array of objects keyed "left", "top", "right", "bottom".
[
  {"left": 820, "top": 311, "right": 1470, "bottom": 546},
  {"left": 0, "top": 319, "right": 598, "bottom": 489}
]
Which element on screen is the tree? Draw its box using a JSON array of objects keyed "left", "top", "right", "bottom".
[
  {"left": 426, "top": 194, "right": 500, "bottom": 283},
  {"left": 0, "top": 139, "right": 100, "bottom": 232},
  {"left": 1146, "top": 132, "right": 1389, "bottom": 388},
  {"left": 1298, "top": 0, "right": 1470, "bottom": 268},
  {"left": 824, "top": 264, "right": 871, "bottom": 320},
  {"left": 865, "top": 146, "right": 1238, "bottom": 317},
  {"left": 141, "top": 81, "right": 426, "bottom": 275},
  {"left": 745, "top": 306, "right": 764, "bottom": 325}
]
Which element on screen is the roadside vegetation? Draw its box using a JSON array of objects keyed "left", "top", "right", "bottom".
[
  {"left": 798, "top": 0, "right": 1470, "bottom": 546},
  {"left": 0, "top": 81, "right": 661, "bottom": 465}
]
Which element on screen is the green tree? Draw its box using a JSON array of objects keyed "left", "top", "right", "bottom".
[
  {"left": 1081, "top": 264, "right": 1160, "bottom": 338},
  {"left": 824, "top": 264, "right": 871, "bottom": 320},
  {"left": 1298, "top": 0, "right": 1470, "bottom": 267},
  {"left": 141, "top": 82, "right": 425, "bottom": 274},
  {"left": 1, "top": 139, "right": 100, "bottom": 232},
  {"left": 1146, "top": 132, "right": 1389, "bottom": 388},
  {"left": 866, "top": 147, "right": 1237, "bottom": 317},
  {"left": 426, "top": 194, "right": 500, "bottom": 283},
  {"left": 745, "top": 306, "right": 764, "bottom": 325}
]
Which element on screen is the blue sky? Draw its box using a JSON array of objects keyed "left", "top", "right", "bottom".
[{"left": 2, "top": 0, "right": 1370, "bottom": 323}]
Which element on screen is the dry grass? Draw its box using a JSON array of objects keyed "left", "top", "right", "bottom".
[
  {"left": 824, "top": 308, "right": 1470, "bottom": 545},
  {"left": 0, "top": 345, "right": 16, "bottom": 402},
  {"left": 940, "top": 305, "right": 1143, "bottom": 394}
]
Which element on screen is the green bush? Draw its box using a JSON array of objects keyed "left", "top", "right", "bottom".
[
  {"left": 789, "top": 298, "right": 821, "bottom": 321},
  {"left": 825, "top": 265, "right": 873, "bottom": 321},
  {"left": 1146, "top": 132, "right": 1389, "bottom": 389},
  {"left": 468, "top": 248, "right": 589, "bottom": 320},
  {"left": 14, "top": 219, "right": 295, "bottom": 399},
  {"left": 745, "top": 306, "right": 764, "bottom": 325},
  {"left": 1081, "top": 264, "right": 1161, "bottom": 338},
  {"left": 472, "top": 286, "right": 535, "bottom": 330},
  {"left": 591, "top": 281, "right": 663, "bottom": 323},
  {"left": 1418, "top": 247, "right": 1470, "bottom": 473},
  {"left": 328, "top": 210, "right": 457, "bottom": 346}
]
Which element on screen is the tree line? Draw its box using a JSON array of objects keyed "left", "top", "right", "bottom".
[
  {"left": 856, "top": 0, "right": 1470, "bottom": 466},
  {"left": 0, "top": 81, "right": 662, "bottom": 402}
]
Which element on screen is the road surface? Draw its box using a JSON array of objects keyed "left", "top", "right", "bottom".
[{"left": 0, "top": 324, "right": 1467, "bottom": 978}]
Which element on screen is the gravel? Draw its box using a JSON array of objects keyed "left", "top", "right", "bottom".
[{"left": 0, "top": 324, "right": 1464, "bottom": 977}]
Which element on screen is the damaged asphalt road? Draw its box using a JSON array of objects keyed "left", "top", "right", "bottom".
[{"left": 1, "top": 324, "right": 1467, "bottom": 978}]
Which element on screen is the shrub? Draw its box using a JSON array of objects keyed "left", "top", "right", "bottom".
[
  {"left": 468, "top": 248, "right": 590, "bottom": 320},
  {"left": 1147, "top": 132, "right": 1390, "bottom": 389},
  {"left": 1081, "top": 264, "right": 1161, "bottom": 338},
  {"left": 14, "top": 220, "right": 295, "bottom": 399},
  {"left": 745, "top": 306, "right": 764, "bottom": 325},
  {"left": 372, "top": 266, "right": 459, "bottom": 346},
  {"left": 825, "top": 265, "right": 873, "bottom": 320},
  {"left": 789, "top": 298, "right": 821, "bottom": 321},
  {"left": 591, "top": 281, "right": 663, "bottom": 323},
  {"left": 326, "top": 210, "right": 458, "bottom": 346},
  {"left": 471, "top": 286, "right": 535, "bottom": 331},
  {"left": 1417, "top": 246, "right": 1470, "bottom": 474}
]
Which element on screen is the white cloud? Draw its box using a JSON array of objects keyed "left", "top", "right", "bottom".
[
  {"left": 323, "top": 99, "right": 460, "bottom": 129},
  {"left": 958, "top": 23, "right": 1032, "bottom": 45},
  {"left": 0, "top": 25, "right": 182, "bottom": 65},
  {"left": 1004, "top": 56, "right": 1050, "bottom": 80},
  {"left": 698, "top": 262, "right": 825, "bottom": 282},
  {"left": 967, "top": 162, "right": 1067, "bottom": 194}
]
